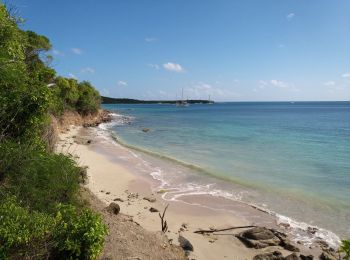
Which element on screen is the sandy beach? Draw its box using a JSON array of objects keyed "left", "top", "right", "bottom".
[{"left": 56, "top": 125, "right": 326, "bottom": 260}]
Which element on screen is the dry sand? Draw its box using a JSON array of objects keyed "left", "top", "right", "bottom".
[{"left": 57, "top": 126, "right": 316, "bottom": 260}]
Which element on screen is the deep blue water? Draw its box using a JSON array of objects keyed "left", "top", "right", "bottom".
[{"left": 103, "top": 102, "right": 350, "bottom": 238}]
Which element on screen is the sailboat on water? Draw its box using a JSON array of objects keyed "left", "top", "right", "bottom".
[{"left": 176, "top": 88, "right": 189, "bottom": 107}]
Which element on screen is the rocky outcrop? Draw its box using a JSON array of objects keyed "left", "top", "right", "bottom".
[
  {"left": 58, "top": 109, "right": 112, "bottom": 131},
  {"left": 237, "top": 227, "right": 281, "bottom": 249},
  {"left": 237, "top": 227, "right": 300, "bottom": 252}
]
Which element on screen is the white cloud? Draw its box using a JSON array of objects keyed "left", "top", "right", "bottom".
[
  {"left": 163, "top": 62, "right": 184, "bottom": 73},
  {"left": 341, "top": 72, "right": 350, "bottom": 79},
  {"left": 187, "top": 82, "right": 240, "bottom": 99},
  {"left": 286, "top": 13, "right": 295, "bottom": 20},
  {"left": 148, "top": 63, "right": 160, "bottom": 70},
  {"left": 71, "top": 48, "right": 82, "bottom": 55},
  {"left": 256, "top": 79, "right": 299, "bottom": 92},
  {"left": 270, "top": 79, "right": 289, "bottom": 88},
  {"left": 324, "top": 81, "right": 336, "bottom": 86},
  {"left": 145, "top": 37, "right": 157, "bottom": 43},
  {"left": 81, "top": 67, "right": 95, "bottom": 74},
  {"left": 117, "top": 80, "right": 128, "bottom": 87},
  {"left": 68, "top": 73, "right": 77, "bottom": 79}
]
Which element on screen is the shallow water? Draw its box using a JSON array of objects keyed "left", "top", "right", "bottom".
[{"left": 102, "top": 102, "right": 350, "bottom": 240}]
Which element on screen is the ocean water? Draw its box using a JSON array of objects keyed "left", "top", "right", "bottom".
[{"left": 102, "top": 102, "right": 350, "bottom": 241}]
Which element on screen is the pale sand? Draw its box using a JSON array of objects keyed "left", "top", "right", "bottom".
[{"left": 57, "top": 126, "right": 302, "bottom": 260}]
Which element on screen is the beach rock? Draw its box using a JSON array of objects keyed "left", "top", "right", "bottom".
[
  {"left": 149, "top": 207, "right": 159, "bottom": 213},
  {"left": 300, "top": 255, "right": 313, "bottom": 260},
  {"left": 142, "top": 128, "right": 150, "bottom": 133},
  {"left": 106, "top": 202, "right": 120, "bottom": 215},
  {"left": 143, "top": 196, "right": 156, "bottom": 203},
  {"left": 285, "top": 253, "right": 301, "bottom": 260},
  {"left": 178, "top": 235, "right": 194, "bottom": 252},
  {"left": 253, "top": 251, "right": 284, "bottom": 260},
  {"left": 280, "top": 238, "right": 300, "bottom": 252},
  {"left": 243, "top": 227, "right": 275, "bottom": 240},
  {"left": 237, "top": 227, "right": 280, "bottom": 249},
  {"left": 319, "top": 252, "right": 337, "bottom": 260},
  {"left": 114, "top": 198, "right": 124, "bottom": 202}
]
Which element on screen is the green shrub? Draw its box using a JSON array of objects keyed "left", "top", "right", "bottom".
[
  {"left": 0, "top": 196, "right": 55, "bottom": 259},
  {"left": 340, "top": 240, "right": 350, "bottom": 260},
  {"left": 76, "top": 81, "right": 101, "bottom": 115},
  {"left": 1, "top": 142, "right": 82, "bottom": 212},
  {"left": 53, "top": 204, "right": 107, "bottom": 259}
]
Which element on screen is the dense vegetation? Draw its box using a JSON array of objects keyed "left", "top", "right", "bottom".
[{"left": 0, "top": 3, "right": 106, "bottom": 259}]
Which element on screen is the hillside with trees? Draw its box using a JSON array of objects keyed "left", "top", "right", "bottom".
[{"left": 0, "top": 4, "right": 107, "bottom": 259}]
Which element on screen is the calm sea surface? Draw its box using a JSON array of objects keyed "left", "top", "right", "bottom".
[{"left": 102, "top": 102, "right": 350, "bottom": 239}]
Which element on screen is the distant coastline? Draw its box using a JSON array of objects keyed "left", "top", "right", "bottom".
[{"left": 101, "top": 96, "right": 214, "bottom": 104}]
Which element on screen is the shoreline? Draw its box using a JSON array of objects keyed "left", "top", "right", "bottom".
[{"left": 56, "top": 121, "right": 338, "bottom": 259}]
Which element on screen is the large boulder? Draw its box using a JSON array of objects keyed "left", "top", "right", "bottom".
[
  {"left": 237, "top": 227, "right": 280, "bottom": 249},
  {"left": 178, "top": 235, "right": 194, "bottom": 252}
]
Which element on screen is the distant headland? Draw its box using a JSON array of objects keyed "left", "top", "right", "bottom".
[{"left": 101, "top": 96, "right": 214, "bottom": 104}]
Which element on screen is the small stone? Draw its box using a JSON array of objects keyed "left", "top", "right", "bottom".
[
  {"left": 106, "top": 192, "right": 110, "bottom": 195},
  {"left": 149, "top": 207, "right": 159, "bottom": 213},
  {"left": 142, "top": 128, "right": 150, "bottom": 133},
  {"left": 143, "top": 196, "right": 156, "bottom": 203},
  {"left": 182, "top": 223, "right": 188, "bottom": 229},
  {"left": 106, "top": 202, "right": 120, "bottom": 215},
  {"left": 300, "top": 255, "right": 313, "bottom": 260},
  {"left": 114, "top": 198, "right": 124, "bottom": 202}
]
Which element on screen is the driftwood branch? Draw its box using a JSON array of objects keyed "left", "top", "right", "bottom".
[
  {"left": 158, "top": 204, "right": 169, "bottom": 233},
  {"left": 194, "top": 225, "right": 256, "bottom": 234}
]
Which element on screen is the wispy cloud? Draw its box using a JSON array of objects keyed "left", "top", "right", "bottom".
[
  {"left": 71, "top": 48, "right": 83, "bottom": 55},
  {"left": 52, "top": 49, "right": 64, "bottom": 56},
  {"left": 81, "top": 67, "right": 95, "bottom": 74},
  {"left": 256, "top": 79, "right": 299, "bottom": 91},
  {"left": 286, "top": 13, "right": 295, "bottom": 20},
  {"left": 324, "top": 81, "right": 336, "bottom": 86},
  {"left": 187, "top": 82, "right": 240, "bottom": 99},
  {"left": 68, "top": 73, "right": 77, "bottom": 79},
  {"left": 145, "top": 37, "right": 157, "bottom": 43},
  {"left": 148, "top": 63, "right": 160, "bottom": 70},
  {"left": 117, "top": 80, "right": 128, "bottom": 87},
  {"left": 163, "top": 62, "right": 184, "bottom": 73},
  {"left": 270, "top": 79, "right": 289, "bottom": 88},
  {"left": 341, "top": 72, "right": 350, "bottom": 79}
]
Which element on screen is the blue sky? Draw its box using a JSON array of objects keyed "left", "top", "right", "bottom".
[{"left": 8, "top": 0, "right": 350, "bottom": 101}]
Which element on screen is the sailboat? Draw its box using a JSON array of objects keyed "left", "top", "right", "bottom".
[{"left": 176, "top": 88, "right": 189, "bottom": 107}]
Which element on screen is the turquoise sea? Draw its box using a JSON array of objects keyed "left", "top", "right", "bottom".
[{"left": 102, "top": 102, "right": 350, "bottom": 241}]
